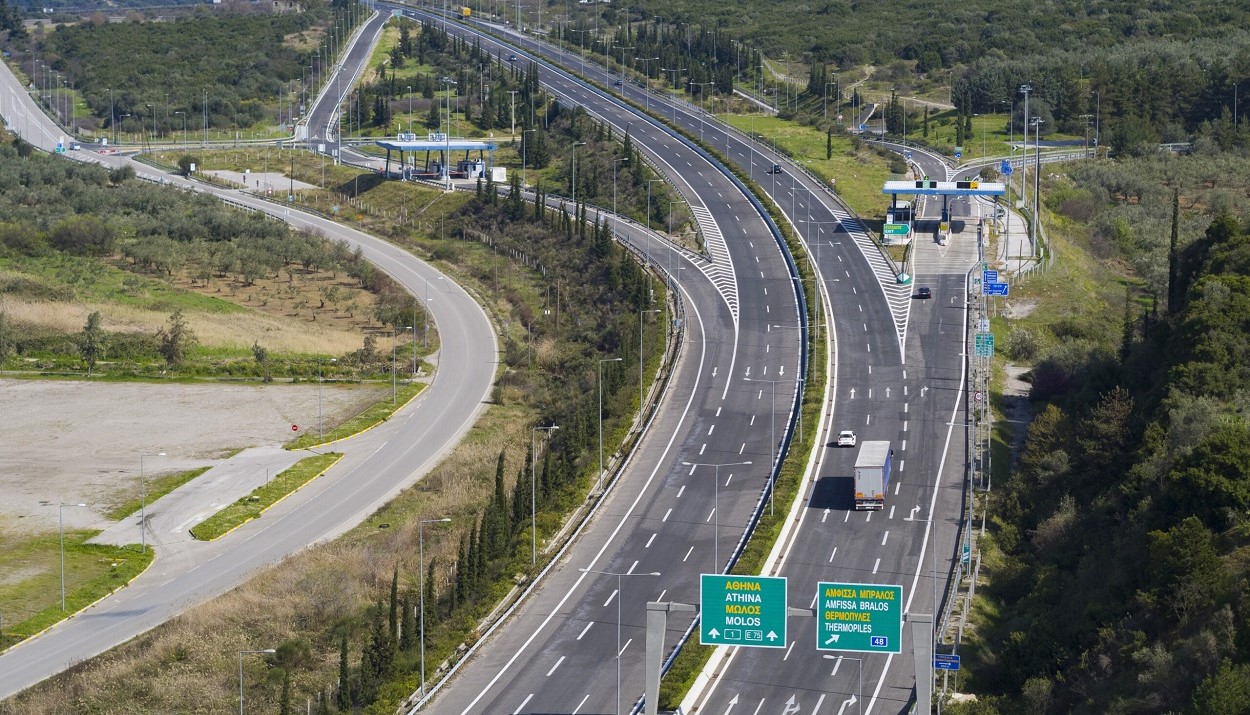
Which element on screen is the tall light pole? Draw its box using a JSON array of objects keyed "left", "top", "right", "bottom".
[
  {"left": 571, "top": 140, "right": 587, "bottom": 206},
  {"left": 108, "top": 88, "right": 114, "bottom": 145},
  {"left": 821, "top": 654, "right": 863, "bottom": 715},
  {"left": 521, "top": 127, "right": 536, "bottom": 187},
  {"left": 744, "top": 375, "right": 790, "bottom": 515},
  {"left": 173, "top": 111, "right": 186, "bottom": 151},
  {"left": 406, "top": 85, "right": 413, "bottom": 134},
  {"left": 238, "top": 648, "right": 275, "bottom": 715},
  {"left": 639, "top": 308, "right": 661, "bottom": 417},
  {"left": 660, "top": 67, "right": 685, "bottom": 122},
  {"left": 681, "top": 461, "right": 751, "bottom": 571},
  {"left": 578, "top": 567, "right": 660, "bottom": 715},
  {"left": 441, "top": 77, "right": 457, "bottom": 191},
  {"left": 636, "top": 57, "right": 658, "bottom": 111},
  {"left": 531, "top": 425, "right": 559, "bottom": 563},
  {"left": 139, "top": 452, "right": 166, "bottom": 554},
  {"left": 1031, "top": 116, "right": 1042, "bottom": 251},
  {"left": 688, "top": 80, "right": 713, "bottom": 141},
  {"left": 391, "top": 328, "right": 397, "bottom": 404},
  {"left": 597, "top": 357, "right": 623, "bottom": 491},
  {"left": 59, "top": 502, "right": 87, "bottom": 611},
  {"left": 1018, "top": 84, "right": 1032, "bottom": 200},
  {"left": 318, "top": 357, "right": 337, "bottom": 441},
  {"left": 418, "top": 517, "right": 451, "bottom": 698}
]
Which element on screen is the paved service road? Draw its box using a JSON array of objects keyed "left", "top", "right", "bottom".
[{"left": 0, "top": 44, "right": 497, "bottom": 701}]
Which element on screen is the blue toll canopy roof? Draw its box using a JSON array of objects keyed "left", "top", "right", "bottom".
[{"left": 376, "top": 133, "right": 497, "bottom": 153}]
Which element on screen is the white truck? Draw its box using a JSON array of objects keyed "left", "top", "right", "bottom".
[{"left": 853, "top": 441, "right": 893, "bottom": 510}]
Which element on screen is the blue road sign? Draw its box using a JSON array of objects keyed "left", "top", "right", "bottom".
[
  {"left": 983, "top": 270, "right": 998, "bottom": 283},
  {"left": 954, "top": 150, "right": 962, "bottom": 159},
  {"left": 986, "top": 282, "right": 1010, "bottom": 296},
  {"left": 905, "top": 151, "right": 913, "bottom": 160},
  {"left": 934, "top": 654, "right": 961, "bottom": 671},
  {"left": 1000, "top": 159, "right": 1012, "bottom": 175},
  {"left": 859, "top": 123, "right": 866, "bottom": 130}
]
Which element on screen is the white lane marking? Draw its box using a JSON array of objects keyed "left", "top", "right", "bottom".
[
  {"left": 888, "top": 505, "right": 896, "bottom": 519},
  {"left": 572, "top": 694, "right": 591, "bottom": 714},
  {"left": 512, "top": 694, "right": 534, "bottom": 714},
  {"left": 902, "top": 439, "right": 907, "bottom": 451},
  {"left": 604, "top": 590, "right": 618, "bottom": 607},
  {"left": 903, "top": 421, "right": 908, "bottom": 432},
  {"left": 716, "top": 406, "right": 722, "bottom": 417},
  {"left": 828, "top": 546, "right": 837, "bottom": 563},
  {"left": 899, "top": 459, "right": 904, "bottom": 472},
  {"left": 577, "top": 622, "right": 593, "bottom": 640},
  {"left": 683, "top": 546, "right": 694, "bottom": 562},
  {"left": 739, "top": 443, "right": 746, "bottom": 454},
  {"left": 895, "top": 482, "right": 902, "bottom": 496},
  {"left": 546, "top": 655, "right": 565, "bottom": 676},
  {"left": 882, "top": 531, "right": 889, "bottom": 546},
  {"left": 750, "top": 415, "right": 756, "bottom": 425},
  {"left": 872, "top": 558, "right": 881, "bottom": 574},
  {"left": 619, "top": 638, "right": 633, "bottom": 656},
  {"left": 677, "top": 485, "right": 686, "bottom": 498},
  {"left": 866, "top": 512, "right": 872, "bottom": 522},
  {"left": 657, "top": 589, "right": 667, "bottom": 602},
  {"left": 708, "top": 424, "right": 716, "bottom": 435},
  {"left": 646, "top": 533, "right": 657, "bottom": 548},
  {"left": 706, "top": 508, "right": 716, "bottom": 523},
  {"left": 628, "top": 560, "right": 638, "bottom": 575},
  {"left": 783, "top": 640, "right": 796, "bottom": 661},
  {"left": 700, "top": 443, "right": 707, "bottom": 454},
  {"left": 663, "top": 508, "right": 672, "bottom": 522},
  {"left": 844, "top": 511, "right": 850, "bottom": 523}
]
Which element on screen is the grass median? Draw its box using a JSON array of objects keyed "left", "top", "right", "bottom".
[
  {"left": 285, "top": 382, "right": 426, "bottom": 450},
  {"left": 0, "top": 531, "right": 155, "bottom": 651},
  {"left": 188, "top": 453, "right": 343, "bottom": 541},
  {"left": 103, "top": 467, "right": 212, "bottom": 521}
]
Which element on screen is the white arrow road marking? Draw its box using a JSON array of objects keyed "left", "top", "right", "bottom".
[
  {"left": 724, "top": 694, "right": 740, "bottom": 715},
  {"left": 781, "top": 694, "right": 800, "bottom": 715},
  {"left": 836, "top": 696, "right": 858, "bottom": 715},
  {"left": 907, "top": 505, "right": 921, "bottom": 521}
]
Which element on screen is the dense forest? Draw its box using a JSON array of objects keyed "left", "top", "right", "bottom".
[
  {"left": 959, "top": 173, "right": 1250, "bottom": 710},
  {"left": 17, "top": 1, "right": 362, "bottom": 134}
]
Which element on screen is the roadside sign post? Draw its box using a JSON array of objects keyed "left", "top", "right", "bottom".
[
  {"left": 975, "top": 333, "right": 995, "bottom": 357},
  {"left": 985, "top": 282, "right": 1010, "bottom": 296},
  {"left": 700, "top": 575, "right": 787, "bottom": 648},
  {"left": 816, "top": 582, "right": 903, "bottom": 654},
  {"left": 883, "top": 223, "right": 910, "bottom": 236},
  {"left": 934, "top": 653, "right": 961, "bottom": 670}
]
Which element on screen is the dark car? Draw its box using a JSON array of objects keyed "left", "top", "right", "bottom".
[
  {"left": 916, "top": 286, "right": 932, "bottom": 299},
  {"left": 766, "top": 164, "right": 783, "bottom": 174},
  {"left": 508, "top": 54, "right": 518, "bottom": 62}
]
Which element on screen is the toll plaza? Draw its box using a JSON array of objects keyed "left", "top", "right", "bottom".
[
  {"left": 880, "top": 179, "right": 1006, "bottom": 243},
  {"left": 375, "top": 133, "right": 500, "bottom": 182}
]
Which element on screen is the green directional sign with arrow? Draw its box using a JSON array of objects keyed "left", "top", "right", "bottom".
[
  {"left": 700, "top": 574, "right": 787, "bottom": 648},
  {"left": 883, "top": 223, "right": 910, "bottom": 236},
  {"left": 816, "top": 581, "right": 903, "bottom": 654}
]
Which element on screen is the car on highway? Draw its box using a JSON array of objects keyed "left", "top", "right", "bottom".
[
  {"left": 766, "top": 163, "right": 783, "bottom": 174},
  {"left": 916, "top": 286, "right": 932, "bottom": 299},
  {"left": 508, "top": 54, "right": 518, "bottom": 62},
  {"left": 836, "top": 430, "right": 857, "bottom": 447}
]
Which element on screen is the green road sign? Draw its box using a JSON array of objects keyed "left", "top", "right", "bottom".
[
  {"left": 816, "top": 582, "right": 903, "bottom": 654},
  {"left": 883, "top": 223, "right": 910, "bottom": 236},
  {"left": 700, "top": 574, "right": 787, "bottom": 648},
  {"left": 975, "top": 332, "right": 995, "bottom": 357}
]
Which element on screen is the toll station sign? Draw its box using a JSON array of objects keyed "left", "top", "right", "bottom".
[{"left": 816, "top": 582, "right": 903, "bottom": 654}]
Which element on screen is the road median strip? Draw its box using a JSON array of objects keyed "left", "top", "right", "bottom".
[
  {"left": 189, "top": 453, "right": 344, "bottom": 541},
  {"left": 285, "top": 382, "right": 425, "bottom": 451}
]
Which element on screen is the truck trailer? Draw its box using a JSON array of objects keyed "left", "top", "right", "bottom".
[{"left": 853, "top": 440, "right": 893, "bottom": 510}]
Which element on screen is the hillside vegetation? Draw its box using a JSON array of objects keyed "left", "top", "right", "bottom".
[{"left": 956, "top": 154, "right": 1250, "bottom": 712}]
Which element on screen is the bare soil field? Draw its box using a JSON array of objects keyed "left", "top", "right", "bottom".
[{"left": 0, "top": 379, "right": 385, "bottom": 537}]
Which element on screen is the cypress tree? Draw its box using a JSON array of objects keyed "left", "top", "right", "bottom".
[
  {"left": 336, "top": 635, "right": 350, "bottom": 709},
  {"left": 1167, "top": 186, "right": 1180, "bottom": 314},
  {"left": 425, "top": 557, "right": 437, "bottom": 624},
  {"left": 466, "top": 526, "right": 479, "bottom": 593},
  {"left": 454, "top": 534, "right": 468, "bottom": 606},
  {"left": 400, "top": 591, "right": 414, "bottom": 651},
  {"left": 280, "top": 669, "right": 292, "bottom": 715},
  {"left": 826, "top": 129, "right": 832, "bottom": 160},
  {"left": 389, "top": 567, "right": 399, "bottom": 644}
]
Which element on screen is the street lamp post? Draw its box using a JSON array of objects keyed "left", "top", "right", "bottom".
[
  {"left": 660, "top": 67, "right": 685, "bottom": 122},
  {"left": 318, "top": 357, "right": 337, "bottom": 441},
  {"left": 597, "top": 357, "right": 623, "bottom": 491},
  {"left": 530, "top": 425, "right": 559, "bottom": 564},
  {"left": 681, "top": 461, "right": 751, "bottom": 570},
  {"left": 238, "top": 649, "right": 276, "bottom": 714},
  {"left": 407, "top": 85, "right": 413, "bottom": 134},
  {"left": 1031, "top": 116, "right": 1042, "bottom": 252},
  {"left": 578, "top": 568, "right": 660, "bottom": 715},
  {"left": 639, "top": 308, "right": 661, "bottom": 417},
  {"left": 636, "top": 57, "right": 658, "bottom": 111},
  {"left": 744, "top": 375, "right": 789, "bottom": 515},
  {"left": 391, "top": 328, "right": 397, "bottom": 404},
  {"left": 139, "top": 452, "right": 166, "bottom": 554},
  {"left": 821, "top": 654, "right": 863, "bottom": 715},
  {"left": 59, "top": 502, "right": 87, "bottom": 611},
  {"left": 418, "top": 517, "right": 451, "bottom": 698}
]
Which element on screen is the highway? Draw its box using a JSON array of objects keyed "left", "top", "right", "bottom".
[
  {"left": 383, "top": 8, "right": 810, "bottom": 715},
  {"left": 412, "top": 15, "right": 978, "bottom": 715},
  {"left": 0, "top": 41, "right": 499, "bottom": 700}
]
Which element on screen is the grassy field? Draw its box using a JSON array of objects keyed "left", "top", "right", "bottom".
[
  {"left": 286, "top": 381, "right": 426, "bottom": 450},
  {"left": 0, "top": 530, "right": 154, "bottom": 651},
  {"left": 103, "top": 467, "right": 212, "bottom": 521},
  {"left": 719, "top": 114, "right": 894, "bottom": 224},
  {"left": 189, "top": 453, "right": 343, "bottom": 541}
]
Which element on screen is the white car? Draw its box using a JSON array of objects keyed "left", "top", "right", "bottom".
[{"left": 836, "top": 430, "right": 857, "bottom": 447}]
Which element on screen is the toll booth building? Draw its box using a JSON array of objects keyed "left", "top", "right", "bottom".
[
  {"left": 376, "top": 133, "right": 502, "bottom": 183},
  {"left": 880, "top": 179, "right": 1006, "bottom": 245}
]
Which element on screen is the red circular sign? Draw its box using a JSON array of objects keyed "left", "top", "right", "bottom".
[{"left": 291, "top": 424, "right": 299, "bottom": 432}]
